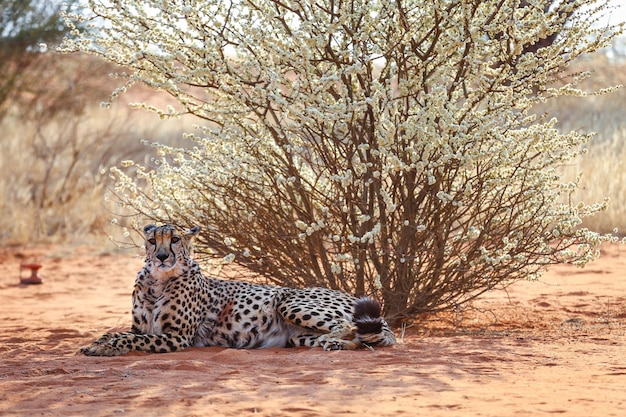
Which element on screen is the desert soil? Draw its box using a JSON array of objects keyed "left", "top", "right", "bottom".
[{"left": 1, "top": 243, "right": 625, "bottom": 416}]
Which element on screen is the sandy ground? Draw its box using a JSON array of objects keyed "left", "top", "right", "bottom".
[{"left": 1, "top": 243, "right": 625, "bottom": 416}]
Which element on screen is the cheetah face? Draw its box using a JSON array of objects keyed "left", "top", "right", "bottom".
[{"left": 143, "top": 224, "right": 200, "bottom": 279}]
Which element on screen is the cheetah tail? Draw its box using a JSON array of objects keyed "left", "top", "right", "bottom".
[
  {"left": 353, "top": 297, "right": 396, "bottom": 347},
  {"left": 353, "top": 297, "right": 384, "bottom": 335}
]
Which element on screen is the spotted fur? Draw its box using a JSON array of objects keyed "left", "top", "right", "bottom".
[{"left": 80, "top": 224, "right": 396, "bottom": 356}]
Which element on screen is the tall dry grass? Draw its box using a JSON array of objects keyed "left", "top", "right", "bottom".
[
  {"left": 539, "top": 54, "right": 626, "bottom": 235},
  {"left": 0, "top": 106, "right": 181, "bottom": 245},
  {"left": 1, "top": 52, "right": 626, "bottom": 246},
  {"left": 0, "top": 54, "right": 194, "bottom": 246}
]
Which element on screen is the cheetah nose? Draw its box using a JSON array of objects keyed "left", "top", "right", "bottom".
[{"left": 156, "top": 251, "right": 169, "bottom": 262}]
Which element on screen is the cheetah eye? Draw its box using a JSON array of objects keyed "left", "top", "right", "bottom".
[
  {"left": 171, "top": 237, "right": 180, "bottom": 243},
  {"left": 148, "top": 238, "right": 156, "bottom": 245}
]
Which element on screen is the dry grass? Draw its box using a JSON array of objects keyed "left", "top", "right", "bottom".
[
  {"left": 0, "top": 103, "right": 189, "bottom": 246},
  {"left": 539, "top": 54, "right": 626, "bottom": 234},
  {"left": 2, "top": 53, "right": 626, "bottom": 246},
  {"left": 0, "top": 54, "right": 194, "bottom": 246}
]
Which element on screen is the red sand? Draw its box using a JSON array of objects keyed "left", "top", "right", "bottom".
[{"left": 1, "top": 244, "right": 625, "bottom": 416}]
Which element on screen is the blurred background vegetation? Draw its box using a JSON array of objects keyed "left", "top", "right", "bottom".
[
  {"left": 1, "top": 0, "right": 626, "bottom": 247},
  {"left": 0, "top": 0, "right": 193, "bottom": 245}
]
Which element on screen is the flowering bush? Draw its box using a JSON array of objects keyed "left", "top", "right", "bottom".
[{"left": 63, "top": 0, "right": 623, "bottom": 322}]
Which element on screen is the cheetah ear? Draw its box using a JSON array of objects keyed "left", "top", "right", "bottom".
[
  {"left": 185, "top": 226, "right": 201, "bottom": 239},
  {"left": 143, "top": 224, "right": 157, "bottom": 236}
]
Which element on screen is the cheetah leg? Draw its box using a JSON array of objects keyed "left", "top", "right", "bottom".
[
  {"left": 277, "top": 291, "right": 362, "bottom": 350},
  {"left": 79, "top": 332, "right": 191, "bottom": 356},
  {"left": 286, "top": 320, "right": 362, "bottom": 351},
  {"left": 285, "top": 332, "right": 324, "bottom": 348}
]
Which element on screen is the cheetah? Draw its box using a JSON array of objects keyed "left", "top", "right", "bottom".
[{"left": 80, "top": 224, "right": 396, "bottom": 356}]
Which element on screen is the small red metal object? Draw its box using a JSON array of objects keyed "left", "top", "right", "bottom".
[{"left": 20, "top": 263, "right": 43, "bottom": 285}]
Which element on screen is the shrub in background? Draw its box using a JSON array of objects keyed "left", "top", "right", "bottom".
[{"left": 63, "top": 0, "right": 623, "bottom": 321}]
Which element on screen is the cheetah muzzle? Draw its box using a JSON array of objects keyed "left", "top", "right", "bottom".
[{"left": 80, "top": 224, "right": 396, "bottom": 355}]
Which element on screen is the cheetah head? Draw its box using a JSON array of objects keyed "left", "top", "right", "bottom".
[{"left": 143, "top": 224, "right": 201, "bottom": 279}]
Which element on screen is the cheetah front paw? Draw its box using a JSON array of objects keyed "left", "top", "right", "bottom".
[{"left": 79, "top": 333, "right": 130, "bottom": 356}]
